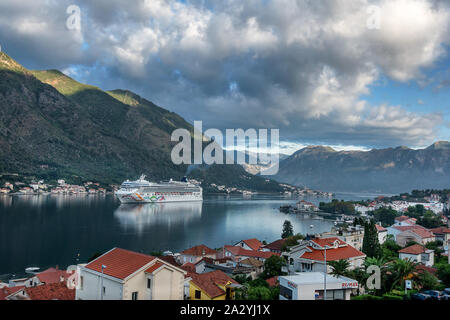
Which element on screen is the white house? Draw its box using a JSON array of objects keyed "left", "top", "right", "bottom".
[
  {"left": 75, "top": 248, "right": 186, "bottom": 300},
  {"left": 279, "top": 272, "right": 358, "bottom": 300},
  {"left": 375, "top": 224, "right": 388, "bottom": 244},
  {"left": 282, "top": 237, "right": 366, "bottom": 274},
  {"left": 398, "top": 244, "right": 434, "bottom": 267}
]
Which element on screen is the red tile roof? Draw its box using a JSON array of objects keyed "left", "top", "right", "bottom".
[
  {"left": 375, "top": 224, "right": 387, "bottom": 232},
  {"left": 224, "top": 245, "right": 280, "bottom": 259},
  {"left": 144, "top": 262, "right": 164, "bottom": 274},
  {"left": 180, "top": 262, "right": 196, "bottom": 273},
  {"left": 158, "top": 255, "right": 181, "bottom": 266},
  {"left": 181, "top": 245, "right": 217, "bottom": 257},
  {"left": 0, "top": 286, "right": 25, "bottom": 300},
  {"left": 36, "top": 267, "right": 73, "bottom": 284},
  {"left": 241, "top": 239, "right": 264, "bottom": 251},
  {"left": 266, "top": 276, "right": 279, "bottom": 287},
  {"left": 262, "top": 239, "right": 286, "bottom": 251},
  {"left": 299, "top": 238, "right": 365, "bottom": 262},
  {"left": 85, "top": 248, "right": 156, "bottom": 280},
  {"left": 190, "top": 270, "right": 238, "bottom": 299},
  {"left": 398, "top": 244, "right": 429, "bottom": 255},
  {"left": 393, "top": 226, "right": 435, "bottom": 239},
  {"left": 26, "top": 282, "right": 75, "bottom": 300},
  {"left": 430, "top": 227, "right": 450, "bottom": 235}
]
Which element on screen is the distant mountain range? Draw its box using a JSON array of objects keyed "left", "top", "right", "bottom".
[
  {"left": 272, "top": 142, "right": 450, "bottom": 193},
  {"left": 0, "top": 52, "right": 290, "bottom": 192}
]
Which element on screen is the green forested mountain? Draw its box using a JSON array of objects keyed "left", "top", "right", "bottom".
[{"left": 0, "top": 52, "right": 290, "bottom": 192}]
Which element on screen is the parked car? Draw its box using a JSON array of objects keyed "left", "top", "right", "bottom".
[
  {"left": 441, "top": 289, "right": 450, "bottom": 301},
  {"left": 411, "top": 293, "right": 431, "bottom": 300},
  {"left": 422, "top": 290, "right": 441, "bottom": 300}
]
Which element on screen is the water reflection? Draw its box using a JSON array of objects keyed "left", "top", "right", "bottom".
[{"left": 114, "top": 202, "right": 203, "bottom": 233}]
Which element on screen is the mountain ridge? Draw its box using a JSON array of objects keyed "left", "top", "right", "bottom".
[{"left": 273, "top": 142, "right": 450, "bottom": 193}]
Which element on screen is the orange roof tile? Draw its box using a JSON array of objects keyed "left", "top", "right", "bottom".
[
  {"left": 36, "top": 267, "right": 73, "bottom": 284},
  {"left": 300, "top": 238, "right": 365, "bottom": 262},
  {"left": 241, "top": 239, "right": 264, "bottom": 251},
  {"left": 85, "top": 248, "right": 156, "bottom": 280},
  {"left": 144, "top": 262, "right": 164, "bottom": 274},
  {"left": 394, "top": 226, "right": 435, "bottom": 239},
  {"left": 266, "top": 276, "right": 279, "bottom": 287},
  {"left": 263, "top": 239, "right": 286, "bottom": 251},
  {"left": 0, "top": 286, "right": 25, "bottom": 300},
  {"left": 375, "top": 224, "right": 387, "bottom": 232},
  {"left": 190, "top": 270, "right": 238, "bottom": 299},
  {"left": 181, "top": 245, "right": 217, "bottom": 257},
  {"left": 26, "top": 282, "right": 75, "bottom": 300},
  {"left": 180, "top": 262, "right": 196, "bottom": 273},
  {"left": 398, "top": 244, "right": 429, "bottom": 255},
  {"left": 430, "top": 227, "right": 450, "bottom": 235}
]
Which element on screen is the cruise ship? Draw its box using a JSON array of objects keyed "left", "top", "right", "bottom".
[{"left": 115, "top": 175, "right": 202, "bottom": 203}]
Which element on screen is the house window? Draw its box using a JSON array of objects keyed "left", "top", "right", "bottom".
[
  {"left": 80, "top": 276, "right": 84, "bottom": 290},
  {"left": 195, "top": 290, "right": 202, "bottom": 299},
  {"left": 147, "top": 278, "right": 152, "bottom": 289},
  {"left": 103, "top": 286, "right": 106, "bottom": 295},
  {"left": 132, "top": 292, "right": 138, "bottom": 300}
]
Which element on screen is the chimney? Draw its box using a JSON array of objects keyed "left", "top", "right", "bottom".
[{"left": 56, "top": 265, "right": 59, "bottom": 270}]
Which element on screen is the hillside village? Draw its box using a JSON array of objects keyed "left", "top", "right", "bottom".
[{"left": 2, "top": 205, "right": 449, "bottom": 301}]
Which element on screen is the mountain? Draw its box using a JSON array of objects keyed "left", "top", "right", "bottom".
[
  {"left": 0, "top": 51, "right": 292, "bottom": 192},
  {"left": 272, "top": 143, "right": 450, "bottom": 193}
]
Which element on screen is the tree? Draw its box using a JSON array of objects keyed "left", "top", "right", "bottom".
[
  {"left": 373, "top": 207, "right": 397, "bottom": 226},
  {"left": 437, "top": 263, "right": 450, "bottom": 287},
  {"left": 247, "top": 286, "right": 272, "bottom": 300},
  {"left": 362, "top": 220, "right": 382, "bottom": 258},
  {"left": 328, "top": 259, "right": 350, "bottom": 277},
  {"left": 281, "top": 220, "right": 294, "bottom": 239},
  {"left": 386, "top": 259, "right": 417, "bottom": 292},
  {"left": 262, "top": 255, "right": 286, "bottom": 279},
  {"left": 416, "top": 271, "right": 440, "bottom": 291}
]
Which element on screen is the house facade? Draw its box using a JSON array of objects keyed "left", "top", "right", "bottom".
[
  {"left": 75, "top": 248, "right": 186, "bottom": 300},
  {"left": 398, "top": 244, "right": 435, "bottom": 267},
  {"left": 177, "top": 245, "right": 217, "bottom": 264},
  {"left": 189, "top": 270, "right": 241, "bottom": 300},
  {"left": 282, "top": 238, "right": 366, "bottom": 274},
  {"left": 279, "top": 272, "right": 358, "bottom": 300},
  {"left": 234, "top": 239, "right": 264, "bottom": 251}
]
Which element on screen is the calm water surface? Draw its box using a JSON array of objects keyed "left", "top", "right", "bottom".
[{"left": 0, "top": 192, "right": 376, "bottom": 278}]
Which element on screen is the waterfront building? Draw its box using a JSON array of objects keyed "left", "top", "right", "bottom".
[{"left": 234, "top": 238, "right": 264, "bottom": 251}]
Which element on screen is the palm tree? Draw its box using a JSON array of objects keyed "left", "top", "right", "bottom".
[
  {"left": 328, "top": 259, "right": 350, "bottom": 277},
  {"left": 386, "top": 258, "right": 418, "bottom": 292}
]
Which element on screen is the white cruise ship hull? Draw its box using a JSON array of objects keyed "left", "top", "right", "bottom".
[{"left": 115, "top": 190, "right": 202, "bottom": 204}]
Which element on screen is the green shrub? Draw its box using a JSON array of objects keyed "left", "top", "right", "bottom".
[
  {"left": 382, "top": 294, "right": 403, "bottom": 300},
  {"left": 351, "top": 294, "right": 383, "bottom": 300}
]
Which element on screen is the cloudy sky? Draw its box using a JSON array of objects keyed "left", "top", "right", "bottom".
[{"left": 1, "top": 0, "right": 450, "bottom": 153}]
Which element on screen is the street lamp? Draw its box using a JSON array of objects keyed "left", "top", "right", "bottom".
[
  {"left": 323, "top": 245, "right": 329, "bottom": 301},
  {"left": 100, "top": 265, "right": 107, "bottom": 300}
]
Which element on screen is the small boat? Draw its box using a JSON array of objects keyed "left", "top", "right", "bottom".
[
  {"left": 25, "top": 267, "right": 40, "bottom": 274},
  {"left": 309, "top": 224, "right": 314, "bottom": 228}
]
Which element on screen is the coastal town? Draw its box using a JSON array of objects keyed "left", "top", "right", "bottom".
[
  {"left": 0, "top": 174, "right": 331, "bottom": 198},
  {"left": 2, "top": 191, "right": 450, "bottom": 301}
]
